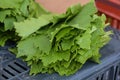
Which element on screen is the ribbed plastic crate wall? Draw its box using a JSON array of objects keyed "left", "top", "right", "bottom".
[
  {"left": 95, "top": 0, "right": 120, "bottom": 29},
  {"left": 0, "top": 49, "right": 30, "bottom": 80}
]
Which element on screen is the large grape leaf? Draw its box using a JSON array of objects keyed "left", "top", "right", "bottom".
[
  {"left": 14, "top": 16, "right": 52, "bottom": 38},
  {"left": 17, "top": 36, "right": 37, "bottom": 60},
  {"left": 68, "top": 2, "right": 97, "bottom": 30},
  {"left": 17, "top": 34, "right": 52, "bottom": 60},
  {"left": 33, "top": 35, "right": 51, "bottom": 53}
]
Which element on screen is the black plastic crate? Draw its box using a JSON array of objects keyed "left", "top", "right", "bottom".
[
  {"left": 1, "top": 26, "right": 120, "bottom": 80},
  {"left": 0, "top": 38, "right": 120, "bottom": 80}
]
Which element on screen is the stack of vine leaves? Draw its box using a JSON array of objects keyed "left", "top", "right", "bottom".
[{"left": 0, "top": 0, "right": 111, "bottom": 76}]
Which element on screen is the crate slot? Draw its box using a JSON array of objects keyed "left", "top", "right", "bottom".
[
  {"left": 96, "top": 77, "right": 99, "bottom": 80},
  {"left": 0, "top": 60, "right": 29, "bottom": 80},
  {"left": 14, "top": 61, "right": 27, "bottom": 71},
  {"left": 104, "top": 70, "right": 110, "bottom": 80},
  {"left": 8, "top": 65, "right": 21, "bottom": 73},
  {"left": 5, "top": 66, "right": 19, "bottom": 76},
  {"left": 7, "top": 61, "right": 28, "bottom": 74},
  {"left": 107, "top": 66, "right": 114, "bottom": 80},
  {"left": 101, "top": 74, "right": 104, "bottom": 80},
  {"left": 2, "top": 74, "right": 8, "bottom": 79},
  {"left": 114, "top": 66, "right": 119, "bottom": 80},
  {"left": 96, "top": 73, "right": 108, "bottom": 80},
  {"left": 97, "top": 74, "right": 104, "bottom": 80},
  {"left": 119, "top": 63, "right": 120, "bottom": 75},
  {"left": 3, "top": 68, "right": 15, "bottom": 76},
  {"left": 102, "top": 74, "right": 105, "bottom": 80},
  {"left": 2, "top": 69, "right": 13, "bottom": 79}
]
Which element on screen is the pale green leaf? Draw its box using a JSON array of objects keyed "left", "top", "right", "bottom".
[
  {"left": 76, "top": 29, "right": 91, "bottom": 49},
  {"left": 68, "top": 2, "right": 97, "bottom": 30},
  {"left": 0, "top": 0, "right": 23, "bottom": 9},
  {"left": 17, "top": 36, "right": 37, "bottom": 59},
  {"left": 34, "top": 35, "right": 51, "bottom": 53},
  {"left": 14, "top": 16, "right": 51, "bottom": 38}
]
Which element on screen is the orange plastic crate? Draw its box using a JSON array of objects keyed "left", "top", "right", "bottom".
[{"left": 95, "top": 0, "right": 120, "bottom": 29}]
